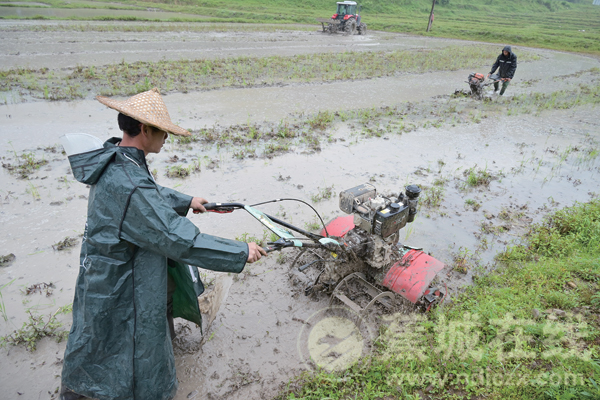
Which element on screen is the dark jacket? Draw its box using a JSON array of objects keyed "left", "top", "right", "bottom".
[
  {"left": 61, "top": 138, "right": 248, "bottom": 400},
  {"left": 490, "top": 45, "right": 517, "bottom": 79}
]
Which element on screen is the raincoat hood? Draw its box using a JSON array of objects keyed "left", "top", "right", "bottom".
[
  {"left": 503, "top": 45, "right": 512, "bottom": 55},
  {"left": 68, "top": 137, "right": 144, "bottom": 185}
]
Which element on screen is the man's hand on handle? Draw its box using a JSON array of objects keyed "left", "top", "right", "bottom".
[
  {"left": 189, "top": 200, "right": 267, "bottom": 262},
  {"left": 191, "top": 197, "right": 209, "bottom": 214},
  {"left": 247, "top": 242, "right": 268, "bottom": 263}
]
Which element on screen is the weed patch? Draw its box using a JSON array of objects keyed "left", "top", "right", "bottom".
[
  {"left": 420, "top": 185, "right": 444, "bottom": 208},
  {"left": 1, "top": 307, "right": 70, "bottom": 351},
  {"left": 1, "top": 151, "right": 48, "bottom": 179},
  {"left": 0, "top": 253, "right": 16, "bottom": 267},
  {"left": 464, "top": 198, "right": 481, "bottom": 211},
  {"left": 24, "top": 282, "right": 55, "bottom": 297},
  {"left": 310, "top": 185, "right": 334, "bottom": 203},
  {"left": 52, "top": 236, "right": 79, "bottom": 251},
  {"left": 463, "top": 165, "right": 493, "bottom": 188}
]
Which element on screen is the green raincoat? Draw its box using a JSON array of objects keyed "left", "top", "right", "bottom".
[{"left": 61, "top": 138, "right": 248, "bottom": 400}]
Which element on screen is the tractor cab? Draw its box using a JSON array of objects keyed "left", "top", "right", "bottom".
[
  {"left": 333, "top": 1, "right": 358, "bottom": 20},
  {"left": 320, "top": 0, "right": 365, "bottom": 35}
]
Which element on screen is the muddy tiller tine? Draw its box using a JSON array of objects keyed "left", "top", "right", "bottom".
[{"left": 330, "top": 272, "right": 394, "bottom": 316}]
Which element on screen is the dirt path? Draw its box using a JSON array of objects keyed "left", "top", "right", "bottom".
[{"left": 0, "top": 24, "right": 599, "bottom": 400}]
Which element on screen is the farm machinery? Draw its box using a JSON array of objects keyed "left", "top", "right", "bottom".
[
  {"left": 317, "top": 1, "right": 367, "bottom": 35},
  {"left": 204, "top": 183, "right": 446, "bottom": 317},
  {"left": 467, "top": 72, "right": 500, "bottom": 99}
]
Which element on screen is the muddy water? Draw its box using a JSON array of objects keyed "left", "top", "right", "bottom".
[
  {"left": 0, "top": 28, "right": 599, "bottom": 400},
  {"left": 0, "top": 6, "right": 208, "bottom": 20},
  {"left": 0, "top": 21, "right": 510, "bottom": 70}
]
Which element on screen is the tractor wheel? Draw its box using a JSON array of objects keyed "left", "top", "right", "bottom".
[
  {"left": 344, "top": 19, "right": 356, "bottom": 35},
  {"left": 358, "top": 22, "right": 367, "bottom": 35}
]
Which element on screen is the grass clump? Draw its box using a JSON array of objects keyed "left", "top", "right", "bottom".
[
  {"left": 1, "top": 151, "right": 48, "bottom": 179},
  {"left": 52, "top": 236, "right": 79, "bottom": 251},
  {"left": 1, "top": 306, "right": 71, "bottom": 351},
  {"left": 0, "top": 253, "right": 16, "bottom": 267},
  {"left": 277, "top": 198, "right": 600, "bottom": 400},
  {"left": 310, "top": 185, "right": 335, "bottom": 203},
  {"left": 420, "top": 185, "right": 444, "bottom": 208},
  {"left": 164, "top": 161, "right": 200, "bottom": 178},
  {"left": 235, "top": 232, "right": 265, "bottom": 246},
  {"left": 465, "top": 198, "right": 481, "bottom": 211},
  {"left": 463, "top": 165, "right": 493, "bottom": 188}
]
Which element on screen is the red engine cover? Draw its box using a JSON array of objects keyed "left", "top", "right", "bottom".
[
  {"left": 321, "top": 215, "right": 355, "bottom": 237},
  {"left": 322, "top": 216, "right": 445, "bottom": 304},
  {"left": 382, "top": 250, "right": 445, "bottom": 303}
]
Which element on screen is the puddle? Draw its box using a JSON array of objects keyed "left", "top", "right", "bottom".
[{"left": 0, "top": 27, "right": 599, "bottom": 400}]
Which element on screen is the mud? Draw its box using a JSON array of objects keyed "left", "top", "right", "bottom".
[
  {"left": 0, "top": 23, "right": 599, "bottom": 400},
  {"left": 0, "top": 6, "right": 208, "bottom": 21}
]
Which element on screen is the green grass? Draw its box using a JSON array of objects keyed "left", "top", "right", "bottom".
[
  {"left": 1, "top": 305, "right": 72, "bottom": 351},
  {"left": 310, "top": 185, "right": 335, "bottom": 203},
  {"left": 0, "top": 45, "right": 515, "bottom": 101},
  {"left": 276, "top": 198, "right": 600, "bottom": 399},
  {"left": 1, "top": 0, "right": 598, "bottom": 54},
  {"left": 463, "top": 165, "right": 494, "bottom": 188}
]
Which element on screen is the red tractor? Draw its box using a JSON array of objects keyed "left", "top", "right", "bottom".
[{"left": 317, "top": 1, "right": 367, "bottom": 35}]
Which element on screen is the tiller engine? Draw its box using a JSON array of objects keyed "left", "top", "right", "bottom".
[
  {"left": 290, "top": 184, "right": 446, "bottom": 315},
  {"left": 467, "top": 72, "right": 500, "bottom": 99}
]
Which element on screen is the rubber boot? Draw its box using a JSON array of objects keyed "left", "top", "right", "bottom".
[{"left": 499, "top": 80, "right": 510, "bottom": 96}]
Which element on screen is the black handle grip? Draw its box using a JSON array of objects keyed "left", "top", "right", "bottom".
[
  {"left": 203, "top": 202, "right": 217, "bottom": 210},
  {"left": 198, "top": 202, "right": 242, "bottom": 214}
]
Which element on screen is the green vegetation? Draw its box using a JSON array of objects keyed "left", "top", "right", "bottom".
[
  {"left": 0, "top": 279, "right": 16, "bottom": 322},
  {"left": 52, "top": 236, "right": 79, "bottom": 251},
  {"left": 1, "top": 0, "right": 598, "bottom": 54},
  {"left": 463, "top": 165, "right": 494, "bottom": 188},
  {"left": 159, "top": 75, "right": 600, "bottom": 162},
  {"left": 235, "top": 231, "right": 266, "bottom": 245},
  {"left": 1, "top": 305, "right": 72, "bottom": 351},
  {"left": 465, "top": 198, "right": 481, "bottom": 211},
  {"left": 304, "top": 219, "right": 322, "bottom": 232},
  {"left": 277, "top": 199, "right": 600, "bottom": 399},
  {"left": 1, "top": 149, "right": 48, "bottom": 178},
  {"left": 164, "top": 159, "right": 200, "bottom": 178},
  {"left": 310, "top": 185, "right": 335, "bottom": 203},
  {"left": 420, "top": 184, "right": 444, "bottom": 208},
  {"left": 0, "top": 45, "right": 512, "bottom": 101}
]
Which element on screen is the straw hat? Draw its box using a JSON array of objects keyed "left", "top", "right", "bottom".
[{"left": 96, "top": 88, "right": 190, "bottom": 137}]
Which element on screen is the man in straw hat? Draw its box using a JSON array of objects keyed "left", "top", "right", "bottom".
[{"left": 60, "top": 88, "right": 266, "bottom": 400}]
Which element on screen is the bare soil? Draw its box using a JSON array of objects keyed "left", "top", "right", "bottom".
[{"left": 0, "top": 21, "right": 599, "bottom": 400}]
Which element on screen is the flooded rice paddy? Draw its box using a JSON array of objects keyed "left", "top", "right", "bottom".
[{"left": 0, "top": 21, "right": 599, "bottom": 400}]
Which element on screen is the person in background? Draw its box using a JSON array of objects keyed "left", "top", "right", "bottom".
[{"left": 488, "top": 45, "right": 517, "bottom": 96}]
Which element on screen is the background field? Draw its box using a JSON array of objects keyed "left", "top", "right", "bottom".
[{"left": 1, "top": 0, "right": 599, "bottom": 54}]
